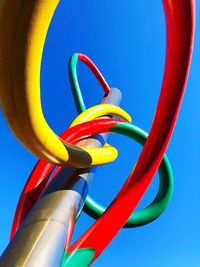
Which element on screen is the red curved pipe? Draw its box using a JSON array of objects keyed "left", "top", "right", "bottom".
[
  {"left": 67, "top": 0, "right": 195, "bottom": 262},
  {"left": 78, "top": 53, "right": 110, "bottom": 95}
]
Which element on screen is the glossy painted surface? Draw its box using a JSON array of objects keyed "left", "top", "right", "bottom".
[{"left": 0, "top": 0, "right": 195, "bottom": 266}]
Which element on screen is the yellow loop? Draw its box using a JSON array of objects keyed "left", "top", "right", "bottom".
[
  {"left": 69, "top": 104, "right": 132, "bottom": 166},
  {"left": 70, "top": 104, "right": 132, "bottom": 127}
]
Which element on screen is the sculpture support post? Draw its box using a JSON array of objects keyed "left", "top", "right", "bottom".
[{"left": 0, "top": 88, "right": 122, "bottom": 267}]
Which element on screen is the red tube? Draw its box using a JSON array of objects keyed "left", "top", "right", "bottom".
[
  {"left": 78, "top": 53, "right": 110, "bottom": 95},
  {"left": 67, "top": 0, "right": 195, "bottom": 262}
]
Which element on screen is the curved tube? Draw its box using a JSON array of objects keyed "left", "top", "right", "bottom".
[
  {"left": 67, "top": 104, "right": 131, "bottom": 166},
  {"left": 65, "top": 0, "right": 195, "bottom": 265},
  {"left": 81, "top": 125, "right": 174, "bottom": 228},
  {"left": 0, "top": 1, "right": 125, "bottom": 167},
  {"left": 0, "top": 0, "right": 65, "bottom": 165},
  {"left": 69, "top": 52, "right": 111, "bottom": 113}
]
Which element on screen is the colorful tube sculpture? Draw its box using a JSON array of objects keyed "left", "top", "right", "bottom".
[{"left": 0, "top": 0, "right": 195, "bottom": 266}]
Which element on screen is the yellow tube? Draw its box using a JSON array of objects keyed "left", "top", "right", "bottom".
[
  {"left": 0, "top": 0, "right": 65, "bottom": 165},
  {"left": 0, "top": 1, "right": 132, "bottom": 167},
  {"left": 70, "top": 104, "right": 132, "bottom": 128},
  {"left": 69, "top": 104, "right": 132, "bottom": 165}
]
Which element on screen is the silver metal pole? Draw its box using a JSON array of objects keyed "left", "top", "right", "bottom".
[{"left": 0, "top": 88, "right": 122, "bottom": 267}]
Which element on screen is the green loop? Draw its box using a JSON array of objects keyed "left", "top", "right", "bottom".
[
  {"left": 83, "top": 122, "right": 174, "bottom": 228},
  {"left": 68, "top": 53, "right": 174, "bottom": 228}
]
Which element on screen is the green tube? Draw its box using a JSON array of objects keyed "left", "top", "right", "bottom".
[{"left": 83, "top": 123, "right": 174, "bottom": 228}]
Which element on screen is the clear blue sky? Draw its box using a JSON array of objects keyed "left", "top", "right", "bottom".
[{"left": 0, "top": 1, "right": 200, "bottom": 266}]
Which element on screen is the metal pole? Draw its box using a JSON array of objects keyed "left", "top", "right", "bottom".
[{"left": 0, "top": 88, "right": 122, "bottom": 267}]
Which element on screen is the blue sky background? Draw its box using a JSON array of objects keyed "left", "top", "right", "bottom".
[{"left": 0, "top": 1, "right": 200, "bottom": 266}]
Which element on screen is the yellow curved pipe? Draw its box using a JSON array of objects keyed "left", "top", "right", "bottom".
[
  {"left": 69, "top": 104, "right": 132, "bottom": 166},
  {"left": 0, "top": 0, "right": 64, "bottom": 164},
  {"left": 70, "top": 104, "right": 131, "bottom": 128},
  {"left": 0, "top": 0, "right": 131, "bottom": 167},
  {"left": 0, "top": 0, "right": 131, "bottom": 166},
  {"left": 0, "top": 1, "right": 132, "bottom": 167}
]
